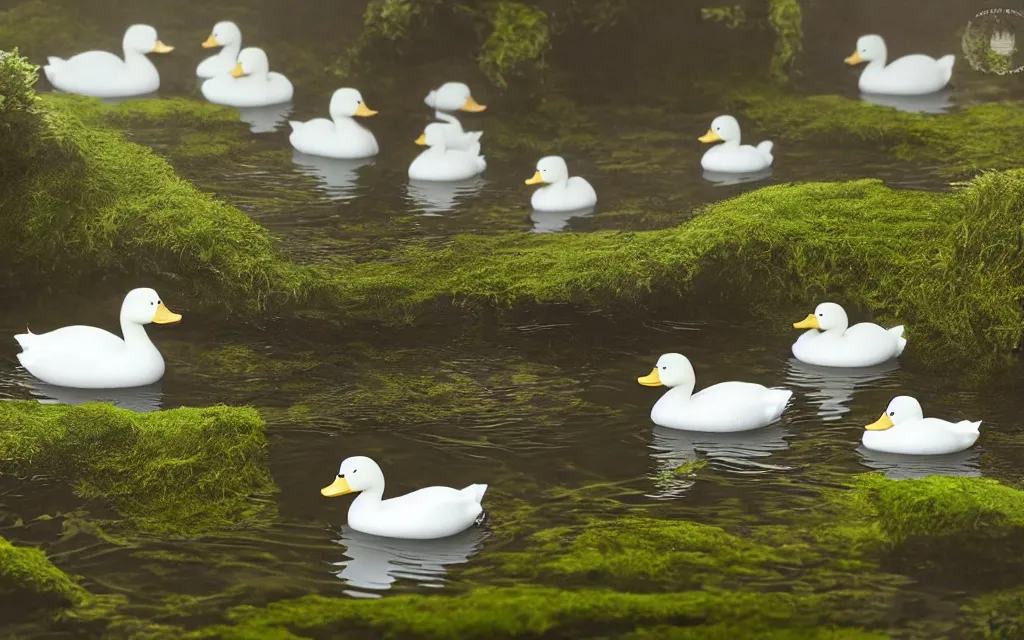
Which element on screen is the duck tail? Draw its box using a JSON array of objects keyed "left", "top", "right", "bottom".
[
  {"left": 288, "top": 120, "right": 302, "bottom": 132},
  {"left": 766, "top": 388, "right": 793, "bottom": 420},
  {"left": 756, "top": 140, "right": 774, "bottom": 163},
  {"left": 476, "top": 155, "right": 487, "bottom": 173},
  {"left": 470, "top": 130, "right": 483, "bottom": 142},
  {"left": 937, "top": 54, "right": 955, "bottom": 85},
  {"left": 888, "top": 325, "right": 907, "bottom": 356},
  {"left": 424, "top": 90, "right": 438, "bottom": 109},
  {"left": 14, "top": 328, "right": 35, "bottom": 351},
  {"left": 461, "top": 483, "right": 488, "bottom": 504},
  {"left": 954, "top": 420, "right": 981, "bottom": 435},
  {"left": 43, "top": 58, "right": 64, "bottom": 84}
]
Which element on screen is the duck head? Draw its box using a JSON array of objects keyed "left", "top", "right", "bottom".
[
  {"left": 415, "top": 122, "right": 447, "bottom": 148},
  {"left": 121, "top": 288, "right": 182, "bottom": 326},
  {"left": 231, "top": 47, "right": 270, "bottom": 78},
  {"left": 793, "top": 302, "right": 849, "bottom": 333},
  {"left": 865, "top": 396, "right": 923, "bottom": 431},
  {"left": 330, "top": 88, "right": 377, "bottom": 119},
  {"left": 125, "top": 24, "right": 173, "bottom": 55},
  {"left": 322, "top": 456, "right": 385, "bottom": 497},
  {"left": 202, "top": 21, "right": 241, "bottom": 49},
  {"left": 637, "top": 353, "right": 696, "bottom": 389},
  {"left": 430, "top": 82, "right": 486, "bottom": 112},
  {"left": 698, "top": 115, "right": 741, "bottom": 144},
  {"left": 846, "top": 34, "right": 886, "bottom": 66},
  {"left": 526, "top": 156, "right": 569, "bottom": 185}
]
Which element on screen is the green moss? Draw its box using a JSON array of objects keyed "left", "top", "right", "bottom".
[
  {"left": 701, "top": 5, "right": 747, "bottom": 29},
  {"left": 767, "top": 0, "right": 802, "bottom": 82},
  {"left": 0, "top": 537, "right": 89, "bottom": 614},
  {"left": 478, "top": 2, "right": 551, "bottom": 88},
  {"left": 0, "top": 402, "right": 276, "bottom": 536},
  {"left": 190, "top": 586, "right": 883, "bottom": 639},
  {"left": 958, "top": 588, "right": 1024, "bottom": 639},
  {"left": 735, "top": 91, "right": 1024, "bottom": 175}
]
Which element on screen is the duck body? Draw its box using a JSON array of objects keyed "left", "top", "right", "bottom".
[
  {"left": 14, "top": 288, "right": 181, "bottom": 389},
  {"left": 639, "top": 353, "right": 792, "bottom": 433},
  {"left": 651, "top": 382, "right": 793, "bottom": 433},
  {"left": 698, "top": 115, "right": 772, "bottom": 173},
  {"left": 290, "top": 118, "right": 378, "bottom": 158},
  {"left": 862, "top": 418, "right": 981, "bottom": 455},
  {"left": 862, "top": 396, "right": 980, "bottom": 455},
  {"left": 44, "top": 25, "right": 172, "bottom": 98},
  {"left": 409, "top": 124, "right": 486, "bottom": 182},
  {"left": 196, "top": 52, "right": 237, "bottom": 79},
  {"left": 526, "top": 157, "right": 597, "bottom": 212},
  {"left": 322, "top": 456, "right": 487, "bottom": 540},
  {"left": 847, "top": 35, "right": 954, "bottom": 95},
  {"left": 792, "top": 303, "right": 906, "bottom": 368},
  {"left": 424, "top": 82, "right": 486, "bottom": 151},
  {"left": 202, "top": 72, "right": 293, "bottom": 107},
  {"left": 349, "top": 485, "right": 487, "bottom": 539},
  {"left": 433, "top": 112, "right": 483, "bottom": 151}
]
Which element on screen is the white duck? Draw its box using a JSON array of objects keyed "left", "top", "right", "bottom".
[
  {"left": 15, "top": 288, "right": 181, "bottom": 389},
  {"left": 525, "top": 156, "right": 597, "bottom": 212},
  {"left": 863, "top": 396, "right": 980, "bottom": 455},
  {"left": 637, "top": 353, "right": 792, "bottom": 432},
  {"left": 196, "top": 21, "right": 242, "bottom": 78},
  {"left": 321, "top": 456, "right": 487, "bottom": 540},
  {"left": 698, "top": 115, "right": 773, "bottom": 173},
  {"left": 792, "top": 302, "right": 906, "bottom": 368},
  {"left": 845, "top": 35, "right": 954, "bottom": 96},
  {"left": 201, "top": 47, "right": 293, "bottom": 108},
  {"left": 43, "top": 25, "right": 173, "bottom": 98},
  {"left": 289, "top": 88, "right": 379, "bottom": 159},
  {"left": 408, "top": 123, "right": 486, "bottom": 182},
  {"left": 424, "top": 82, "right": 486, "bottom": 151}
]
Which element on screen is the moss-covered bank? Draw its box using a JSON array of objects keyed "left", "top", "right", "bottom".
[
  {"left": 0, "top": 401, "right": 276, "bottom": 536},
  {"left": 0, "top": 537, "right": 89, "bottom": 615},
  {"left": 3, "top": 51, "right": 1024, "bottom": 366}
]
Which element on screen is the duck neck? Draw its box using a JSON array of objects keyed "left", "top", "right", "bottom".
[
  {"left": 665, "top": 380, "right": 696, "bottom": 401},
  {"left": 821, "top": 322, "right": 848, "bottom": 336},
  {"left": 119, "top": 319, "right": 157, "bottom": 352},
  {"left": 331, "top": 114, "right": 363, "bottom": 132},
  {"left": 719, "top": 138, "right": 741, "bottom": 148},
  {"left": 352, "top": 484, "right": 385, "bottom": 507},
  {"left": 218, "top": 43, "right": 241, "bottom": 63},
  {"left": 123, "top": 49, "right": 157, "bottom": 72},
  {"left": 435, "top": 110, "right": 460, "bottom": 125},
  {"left": 865, "top": 55, "right": 887, "bottom": 71}
]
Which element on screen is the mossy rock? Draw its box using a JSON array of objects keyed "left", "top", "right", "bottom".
[
  {"left": 0, "top": 401, "right": 277, "bottom": 536},
  {"left": 0, "top": 536, "right": 89, "bottom": 619},
  {"left": 734, "top": 90, "right": 1024, "bottom": 175}
]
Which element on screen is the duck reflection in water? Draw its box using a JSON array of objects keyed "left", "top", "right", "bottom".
[
  {"left": 858, "top": 89, "right": 954, "bottom": 114},
  {"left": 857, "top": 446, "right": 981, "bottom": 480},
  {"left": 784, "top": 358, "right": 900, "bottom": 421},
  {"left": 21, "top": 380, "right": 163, "bottom": 413},
  {"left": 406, "top": 177, "right": 486, "bottom": 215},
  {"left": 238, "top": 102, "right": 294, "bottom": 133},
  {"left": 701, "top": 168, "right": 773, "bottom": 186},
  {"left": 292, "top": 151, "right": 373, "bottom": 201},
  {"left": 328, "top": 525, "right": 489, "bottom": 597}
]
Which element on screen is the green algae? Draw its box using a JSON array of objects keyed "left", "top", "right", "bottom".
[
  {"left": 0, "top": 402, "right": 276, "bottom": 536},
  {"left": 767, "top": 0, "right": 802, "bottom": 82},
  {"left": 701, "top": 5, "right": 747, "bottom": 29},
  {"left": 478, "top": 2, "right": 550, "bottom": 88},
  {"left": 959, "top": 588, "right": 1024, "bottom": 639},
  {"left": 0, "top": 536, "right": 89, "bottom": 614},
  {"left": 735, "top": 91, "right": 1024, "bottom": 175}
]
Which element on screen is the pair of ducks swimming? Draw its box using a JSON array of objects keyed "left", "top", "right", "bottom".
[{"left": 637, "top": 302, "right": 979, "bottom": 457}]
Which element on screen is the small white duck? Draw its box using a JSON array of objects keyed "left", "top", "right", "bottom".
[
  {"left": 408, "top": 123, "right": 486, "bottom": 182},
  {"left": 845, "top": 34, "right": 954, "bottom": 95},
  {"left": 637, "top": 353, "right": 792, "bottom": 433},
  {"left": 43, "top": 25, "right": 173, "bottom": 98},
  {"left": 424, "top": 82, "right": 486, "bottom": 151},
  {"left": 525, "top": 156, "right": 597, "bottom": 212},
  {"left": 321, "top": 456, "right": 487, "bottom": 540},
  {"left": 288, "top": 88, "right": 379, "bottom": 159},
  {"left": 201, "top": 47, "right": 293, "bottom": 108},
  {"left": 15, "top": 288, "right": 181, "bottom": 389},
  {"left": 792, "top": 302, "right": 906, "bottom": 368},
  {"left": 698, "top": 115, "right": 773, "bottom": 173},
  {"left": 196, "top": 21, "right": 242, "bottom": 78},
  {"left": 863, "top": 396, "right": 980, "bottom": 455}
]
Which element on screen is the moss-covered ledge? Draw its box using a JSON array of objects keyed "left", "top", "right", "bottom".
[
  {"left": 731, "top": 90, "right": 1024, "bottom": 175},
  {"left": 0, "top": 401, "right": 277, "bottom": 537}
]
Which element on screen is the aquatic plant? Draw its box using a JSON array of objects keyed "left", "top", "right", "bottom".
[{"left": 0, "top": 402, "right": 276, "bottom": 536}]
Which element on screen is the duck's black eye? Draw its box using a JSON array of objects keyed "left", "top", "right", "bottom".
[
  {"left": 661, "top": 366, "right": 667, "bottom": 370},
  {"left": 818, "top": 313, "right": 823, "bottom": 317},
  {"left": 338, "top": 473, "right": 345, "bottom": 478},
  {"left": 888, "top": 412, "right": 895, "bottom": 417},
  {"left": 352, "top": 469, "right": 357, "bottom": 473},
  {"left": 150, "top": 302, "right": 155, "bottom": 306},
  {"left": 157, "top": 300, "right": 162, "bottom": 305}
]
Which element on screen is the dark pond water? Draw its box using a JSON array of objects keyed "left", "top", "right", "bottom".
[{"left": 2, "top": 0, "right": 1024, "bottom": 636}]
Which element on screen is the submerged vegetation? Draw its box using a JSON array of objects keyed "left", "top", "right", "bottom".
[{"left": 0, "top": 401, "right": 276, "bottom": 536}]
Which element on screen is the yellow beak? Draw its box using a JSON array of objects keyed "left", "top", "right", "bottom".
[
  {"left": 845, "top": 51, "right": 862, "bottom": 65},
  {"left": 865, "top": 413, "right": 895, "bottom": 431},
  {"left": 415, "top": 133, "right": 427, "bottom": 145},
  {"left": 525, "top": 170, "right": 544, "bottom": 185},
  {"left": 152, "top": 302, "right": 182, "bottom": 325},
  {"left": 321, "top": 476, "right": 354, "bottom": 497},
  {"left": 152, "top": 41, "right": 174, "bottom": 54},
  {"left": 793, "top": 314, "right": 820, "bottom": 329},
  {"left": 698, "top": 129, "right": 721, "bottom": 143},
  {"left": 637, "top": 368, "right": 663, "bottom": 387},
  {"left": 201, "top": 34, "right": 219, "bottom": 48},
  {"left": 461, "top": 95, "right": 487, "bottom": 112},
  {"left": 354, "top": 103, "right": 378, "bottom": 117},
  {"left": 230, "top": 62, "right": 245, "bottom": 78}
]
